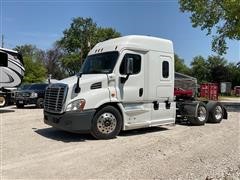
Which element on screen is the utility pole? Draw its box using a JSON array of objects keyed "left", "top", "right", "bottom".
[{"left": 1, "top": 34, "right": 4, "bottom": 48}]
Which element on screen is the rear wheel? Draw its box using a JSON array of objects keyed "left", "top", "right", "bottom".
[
  {"left": 190, "top": 102, "right": 208, "bottom": 126},
  {"left": 91, "top": 106, "right": 122, "bottom": 139},
  {"left": 206, "top": 102, "right": 224, "bottom": 123}
]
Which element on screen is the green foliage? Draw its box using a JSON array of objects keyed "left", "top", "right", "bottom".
[
  {"left": 14, "top": 45, "right": 47, "bottom": 83},
  {"left": 174, "top": 54, "right": 191, "bottom": 75},
  {"left": 94, "top": 27, "right": 121, "bottom": 44},
  {"left": 191, "top": 56, "right": 209, "bottom": 83},
  {"left": 57, "top": 17, "right": 96, "bottom": 56},
  {"left": 179, "top": 0, "right": 240, "bottom": 55},
  {"left": 190, "top": 55, "right": 240, "bottom": 87},
  {"left": 60, "top": 53, "right": 81, "bottom": 76},
  {"left": 22, "top": 55, "right": 47, "bottom": 83},
  {"left": 226, "top": 63, "right": 240, "bottom": 87},
  {"left": 57, "top": 17, "right": 121, "bottom": 75},
  {"left": 15, "top": 44, "right": 38, "bottom": 57},
  {"left": 207, "top": 55, "right": 228, "bottom": 83}
]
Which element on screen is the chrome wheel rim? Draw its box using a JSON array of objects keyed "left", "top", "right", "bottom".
[
  {"left": 198, "top": 106, "right": 207, "bottom": 122},
  {"left": 215, "top": 105, "right": 223, "bottom": 120},
  {"left": 97, "top": 113, "right": 117, "bottom": 134},
  {"left": 0, "top": 97, "right": 6, "bottom": 106}
]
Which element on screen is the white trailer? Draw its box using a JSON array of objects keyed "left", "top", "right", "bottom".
[
  {"left": 44, "top": 35, "right": 227, "bottom": 139},
  {"left": 0, "top": 48, "right": 25, "bottom": 107}
]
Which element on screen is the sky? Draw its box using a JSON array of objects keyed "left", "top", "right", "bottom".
[{"left": 1, "top": 0, "right": 239, "bottom": 66}]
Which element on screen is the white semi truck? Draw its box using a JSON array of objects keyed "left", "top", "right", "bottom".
[
  {"left": 0, "top": 48, "right": 25, "bottom": 107},
  {"left": 44, "top": 35, "right": 227, "bottom": 139}
]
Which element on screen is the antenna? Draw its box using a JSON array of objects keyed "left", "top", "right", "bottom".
[{"left": 1, "top": 34, "right": 4, "bottom": 48}]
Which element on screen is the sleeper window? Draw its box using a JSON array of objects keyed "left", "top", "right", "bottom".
[{"left": 162, "top": 61, "right": 169, "bottom": 78}]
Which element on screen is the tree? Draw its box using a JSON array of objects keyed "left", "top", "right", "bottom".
[
  {"left": 22, "top": 56, "right": 47, "bottom": 83},
  {"left": 60, "top": 53, "right": 81, "bottom": 76},
  {"left": 57, "top": 17, "right": 121, "bottom": 76},
  {"left": 179, "top": 0, "right": 240, "bottom": 55},
  {"left": 93, "top": 27, "right": 121, "bottom": 44},
  {"left": 174, "top": 54, "right": 191, "bottom": 75},
  {"left": 226, "top": 63, "right": 240, "bottom": 87},
  {"left": 191, "top": 56, "right": 208, "bottom": 83},
  {"left": 42, "top": 47, "right": 66, "bottom": 80},
  {"left": 206, "top": 55, "right": 228, "bottom": 83},
  {"left": 14, "top": 45, "right": 47, "bottom": 83}
]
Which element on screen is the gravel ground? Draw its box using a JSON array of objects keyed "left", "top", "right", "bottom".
[{"left": 0, "top": 106, "right": 240, "bottom": 180}]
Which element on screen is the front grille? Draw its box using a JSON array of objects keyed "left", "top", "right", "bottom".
[
  {"left": 16, "top": 92, "right": 30, "bottom": 98},
  {"left": 44, "top": 84, "right": 68, "bottom": 113}
]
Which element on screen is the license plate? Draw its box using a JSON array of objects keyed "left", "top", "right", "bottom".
[{"left": 18, "top": 101, "right": 23, "bottom": 104}]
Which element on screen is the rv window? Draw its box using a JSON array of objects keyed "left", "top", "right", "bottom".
[
  {"left": 120, "top": 54, "right": 141, "bottom": 75},
  {"left": 162, "top": 61, "right": 169, "bottom": 78},
  {"left": 0, "top": 52, "right": 8, "bottom": 67}
]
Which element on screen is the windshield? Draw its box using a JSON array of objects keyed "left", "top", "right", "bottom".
[
  {"left": 28, "top": 84, "right": 48, "bottom": 90},
  {"left": 80, "top": 51, "right": 119, "bottom": 74},
  {"left": 18, "top": 84, "right": 31, "bottom": 90}
]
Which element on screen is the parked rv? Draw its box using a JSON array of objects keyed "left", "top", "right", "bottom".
[
  {"left": 43, "top": 35, "right": 227, "bottom": 139},
  {"left": 0, "top": 48, "right": 25, "bottom": 107}
]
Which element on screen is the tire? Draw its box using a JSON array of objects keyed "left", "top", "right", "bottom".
[
  {"left": 189, "top": 102, "right": 208, "bottom": 126},
  {"left": 206, "top": 102, "right": 224, "bottom": 123},
  {"left": 91, "top": 106, "right": 122, "bottom": 140},
  {"left": 36, "top": 98, "right": 44, "bottom": 108},
  {"left": 0, "top": 96, "right": 7, "bottom": 107},
  {"left": 16, "top": 103, "right": 24, "bottom": 108}
]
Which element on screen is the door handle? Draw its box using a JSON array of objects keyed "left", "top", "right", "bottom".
[{"left": 139, "top": 88, "right": 143, "bottom": 97}]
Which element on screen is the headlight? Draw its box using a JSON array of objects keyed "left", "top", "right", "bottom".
[
  {"left": 30, "top": 92, "right": 38, "bottom": 98},
  {"left": 66, "top": 99, "right": 86, "bottom": 112}
]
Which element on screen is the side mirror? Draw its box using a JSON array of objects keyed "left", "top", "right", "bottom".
[
  {"left": 121, "top": 58, "right": 134, "bottom": 83},
  {"left": 126, "top": 57, "right": 134, "bottom": 75}
]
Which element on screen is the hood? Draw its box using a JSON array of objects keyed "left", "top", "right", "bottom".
[
  {"left": 59, "top": 74, "right": 108, "bottom": 88},
  {"left": 58, "top": 74, "right": 109, "bottom": 101}
]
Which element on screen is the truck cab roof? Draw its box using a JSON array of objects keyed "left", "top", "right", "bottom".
[{"left": 89, "top": 35, "right": 173, "bottom": 56}]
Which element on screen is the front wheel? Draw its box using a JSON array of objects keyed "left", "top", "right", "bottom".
[
  {"left": 91, "top": 106, "right": 122, "bottom": 140},
  {"left": 36, "top": 98, "right": 44, "bottom": 108},
  {"left": 0, "top": 96, "right": 7, "bottom": 107}
]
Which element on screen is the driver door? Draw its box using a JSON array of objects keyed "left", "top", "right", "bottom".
[{"left": 116, "top": 50, "right": 144, "bottom": 102}]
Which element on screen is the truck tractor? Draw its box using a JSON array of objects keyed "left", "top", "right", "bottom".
[{"left": 44, "top": 35, "right": 227, "bottom": 139}]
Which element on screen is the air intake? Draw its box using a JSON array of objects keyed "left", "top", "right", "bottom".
[{"left": 90, "top": 82, "right": 102, "bottom": 89}]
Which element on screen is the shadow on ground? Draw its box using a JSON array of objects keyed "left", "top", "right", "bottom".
[
  {"left": 119, "top": 126, "right": 169, "bottom": 136},
  {"left": 0, "top": 109, "right": 15, "bottom": 113},
  {"left": 34, "top": 128, "right": 94, "bottom": 142},
  {"left": 12, "top": 105, "right": 42, "bottom": 110},
  {"left": 35, "top": 126, "right": 170, "bottom": 142}
]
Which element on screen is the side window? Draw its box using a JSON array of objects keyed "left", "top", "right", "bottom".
[
  {"left": 0, "top": 52, "right": 8, "bottom": 67},
  {"left": 120, "top": 54, "right": 141, "bottom": 75},
  {"left": 162, "top": 61, "right": 169, "bottom": 78}
]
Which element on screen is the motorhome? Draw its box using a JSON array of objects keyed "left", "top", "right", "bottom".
[
  {"left": 44, "top": 35, "right": 227, "bottom": 139},
  {"left": 0, "top": 48, "right": 25, "bottom": 107}
]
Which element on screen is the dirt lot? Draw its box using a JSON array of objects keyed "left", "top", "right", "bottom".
[{"left": 1, "top": 106, "right": 240, "bottom": 179}]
